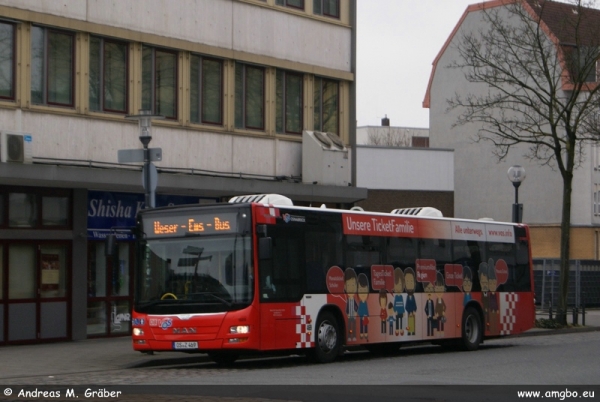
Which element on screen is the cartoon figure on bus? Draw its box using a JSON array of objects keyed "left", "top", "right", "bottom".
[
  {"left": 387, "top": 301, "right": 395, "bottom": 335},
  {"left": 404, "top": 268, "right": 417, "bottom": 336},
  {"left": 357, "top": 273, "right": 370, "bottom": 340},
  {"left": 434, "top": 271, "right": 446, "bottom": 337},
  {"left": 344, "top": 268, "right": 359, "bottom": 342},
  {"left": 393, "top": 268, "right": 405, "bottom": 336},
  {"left": 424, "top": 281, "right": 435, "bottom": 337},
  {"left": 479, "top": 261, "right": 490, "bottom": 332},
  {"left": 462, "top": 266, "right": 473, "bottom": 306},
  {"left": 379, "top": 289, "right": 388, "bottom": 334},
  {"left": 488, "top": 261, "right": 500, "bottom": 335}
]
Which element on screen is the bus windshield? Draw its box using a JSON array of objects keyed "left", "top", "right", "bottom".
[{"left": 135, "top": 234, "right": 253, "bottom": 315}]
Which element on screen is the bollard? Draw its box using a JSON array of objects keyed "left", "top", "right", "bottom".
[
  {"left": 572, "top": 307, "right": 578, "bottom": 325},
  {"left": 549, "top": 300, "right": 553, "bottom": 320}
]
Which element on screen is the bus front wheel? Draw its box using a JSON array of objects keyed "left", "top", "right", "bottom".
[
  {"left": 311, "top": 311, "right": 340, "bottom": 364},
  {"left": 461, "top": 307, "right": 482, "bottom": 351}
]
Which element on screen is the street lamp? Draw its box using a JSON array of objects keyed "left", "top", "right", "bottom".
[
  {"left": 125, "top": 110, "right": 164, "bottom": 209},
  {"left": 507, "top": 165, "right": 526, "bottom": 223}
]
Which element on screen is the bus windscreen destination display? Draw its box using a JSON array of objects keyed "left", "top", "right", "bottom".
[{"left": 143, "top": 212, "right": 238, "bottom": 238}]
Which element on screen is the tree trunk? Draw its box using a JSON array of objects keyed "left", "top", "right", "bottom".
[{"left": 558, "top": 168, "right": 573, "bottom": 326}]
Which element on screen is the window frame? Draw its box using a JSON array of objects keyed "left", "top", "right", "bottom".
[
  {"left": 313, "top": 76, "right": 339, "bottom": 134},
  {"left": 142, "top": 45, "right": 178, "bottom": 120},
  {"left": 190, "top": 54, "right": 224, "bottom": 126},
  {"left": 0, "top": 21, "right": 16, "bottom": 101},
  {"left": 276, "top": 69, "right": 304, "bottom": 135},
  {"left": 31, "top": 26, "right": 75, "bottom": 108},
  {"left": 313, "top": 0, "right": 340, "bottom": 19},
  {"left": 89, "top": 36, "right": 129, "bottom": 114},
  {"left": 276, "top": 0, "right": 305, "bottom": 11},
  {"left": 235, "top": 62, "right": 266, "bottom": 131},
  {"left": 0, "top": 186, "right": 72, "bottom": 230}
]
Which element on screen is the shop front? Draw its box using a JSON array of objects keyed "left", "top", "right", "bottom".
[{"left": 0, "top": 186, "right": 72, "bottom": 345}]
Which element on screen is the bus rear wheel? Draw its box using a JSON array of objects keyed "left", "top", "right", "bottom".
[
  {"left": 311, "top": 311, "right": 340, "bottom": 364},
  {"left": 461, "top": 307, "right": 482, "bottom": 351}
]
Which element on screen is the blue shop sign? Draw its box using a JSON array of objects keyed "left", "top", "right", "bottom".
[{"left": 87, "top": 191, "right": 212, "bottom": 240}]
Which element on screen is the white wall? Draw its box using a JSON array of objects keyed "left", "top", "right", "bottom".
[
  {"left": 0, "top": 109, "right": 302, "bottom": 178},
  {"left": 356, "top": 146, "right": 453, "bottom": 191},
  {"left": 2, "top": 0, "right": 352, "bottom": 72}
]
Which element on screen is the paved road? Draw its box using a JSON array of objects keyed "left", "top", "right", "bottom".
[{"left": 0, "top": 310, "right": 598, "bottom": 402}]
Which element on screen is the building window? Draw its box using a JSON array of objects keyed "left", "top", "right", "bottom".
[
  {"left": 276, "top": 0, "right": 304, "bottom": 10},
  {"left": 0, "top": 22, "right": 15, "bottom": 100},
  {"left": 4, "top": 189, "right": 71, "bottom": 229},
  {"left": 190, "top": 55, "right": 223, "bottom": 125},
  {"left": 31, "top": 26, "right": 75, "bottom": 107},
  {"left": 235, "top": 62, "right": 265, "bottom": 130},
  {"left": 313, "top": 76, "right": 338, "bottom": 133},
  {"left": 142, "top": 46, "right": 177, "bottom": 119},
  {"left": 313, "top": 0, "right": 339, "bottom": 18},
  {"left": 276, "top": 70, "right": 303, "bottom": 134},
  {"left": 89, "top": 36, "right": 128, "bottom": 113}
]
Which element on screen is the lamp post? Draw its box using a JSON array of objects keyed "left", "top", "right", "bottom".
[
  {"left": 507, "top": 165, "right": 526, "bottom": 223},
  {"left": 125, "top": 110, "right": 164, "bottom": 209}
]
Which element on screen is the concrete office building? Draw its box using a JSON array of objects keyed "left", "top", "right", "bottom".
[{"left": 0, "top": 0, "right": 363, "bottom": 345}]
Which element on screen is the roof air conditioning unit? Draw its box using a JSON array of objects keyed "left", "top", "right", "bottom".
[{"left": 1, "top": 131, "right": 33, "bottom": 164}]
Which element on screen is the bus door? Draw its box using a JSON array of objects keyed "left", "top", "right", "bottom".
[{"left": 258, "top": 224, "right": 305, "bottom": 350}]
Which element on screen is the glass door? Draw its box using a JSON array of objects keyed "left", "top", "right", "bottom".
[
  {"left": 87, "top": 241, "right": 133, "bottom": 337},
  {"left": 5, "top": 242, "right": 70, "bottom": 342}
]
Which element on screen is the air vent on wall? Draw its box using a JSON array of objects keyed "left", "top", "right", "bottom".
[{"left": 1, "top": 131, "right": 33, "bottom": 164}]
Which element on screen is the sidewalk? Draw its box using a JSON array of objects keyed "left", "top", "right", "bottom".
[{"left": 0, "top": 309, "right": 598, "bottom": 381}]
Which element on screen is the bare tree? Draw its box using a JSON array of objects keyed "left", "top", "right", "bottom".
[
  {"left": 367, "top": 127, "right": 411, "bottom": 147},
  {"left": 447, "top": 0, "right": 600, "bottom": 324}
]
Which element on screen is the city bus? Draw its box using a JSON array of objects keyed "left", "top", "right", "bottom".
[{"left": 129, "top": 194, "right": 535, "bottom": 364}]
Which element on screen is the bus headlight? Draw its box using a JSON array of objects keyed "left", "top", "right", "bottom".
[
  {"left": 133, "top": 328, "right": 144, "bottom": 336},
  {"left": 230, "top": 325, "right": 249, "bottom": 334}
]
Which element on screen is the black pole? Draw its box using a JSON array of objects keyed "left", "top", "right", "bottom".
[{"left": 512, "top": 182, "right": 522, "bottom": 223}]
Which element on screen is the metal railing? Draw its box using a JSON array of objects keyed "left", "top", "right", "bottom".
[{"left": 533, "top": 259, "right": 600, "bottom": 323}]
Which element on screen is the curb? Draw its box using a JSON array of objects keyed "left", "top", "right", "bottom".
[{"left": 511, "top": 325, "right": 600, "bottom": 338}]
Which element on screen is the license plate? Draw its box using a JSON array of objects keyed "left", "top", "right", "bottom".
[{"left": 173, "top": 341, "right": 198, "bottom": 350}]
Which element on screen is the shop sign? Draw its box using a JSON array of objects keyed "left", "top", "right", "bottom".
[{"left": 87, "top": 191, "right": 213, "bottom": 240}]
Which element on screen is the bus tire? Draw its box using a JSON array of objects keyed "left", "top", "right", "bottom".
[
  {"left": 461, "top": 307, "right": 482, "bottom": 351},
  {"left": 208, "top": 352, "right": 238, "bottom": 366},
  {"left": 311, "top": 311, "right": 340, "bottom": 364}
]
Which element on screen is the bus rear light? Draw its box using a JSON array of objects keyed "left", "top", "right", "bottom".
[
  {"left": 133, "top": 328, "right": 144, "bottom": 336},
  {"left": 230, "top": 325, "right": 250, "bottom": 334}
]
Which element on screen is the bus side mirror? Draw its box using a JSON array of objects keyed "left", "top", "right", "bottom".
[
  {"left": 105, "top": 233, "right": 117, "bottom": 257},
  {"left": 259, "top": 237, "right": 272, "bottom": 260}
]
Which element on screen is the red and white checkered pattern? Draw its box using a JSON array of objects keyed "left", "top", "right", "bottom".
[
  {"left": 295, "top": 304, "right": 314, "bottom": 348},
  {"left": 500, "top": 292, "right": 519, "bottom": 335}
]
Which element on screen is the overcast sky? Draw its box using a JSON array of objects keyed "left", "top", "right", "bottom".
[{"left": 356, "top": 0, "right": 478, "bottom": 129}]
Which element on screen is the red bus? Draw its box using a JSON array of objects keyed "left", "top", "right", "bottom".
[{"left": 130, "top": 194, "right": 535, "bottom": 364}]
